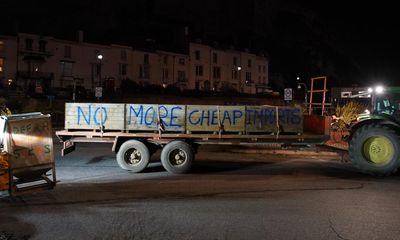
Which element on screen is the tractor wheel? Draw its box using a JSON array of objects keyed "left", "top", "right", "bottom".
[
  {"left": 161, "top": 141, "right": 194, "bottom": 174},
  {"left": 116, "top": 140, "right": 150, "bottom": 173},
  {"left": 349, "top": 124, "right": 400, "bottom": 176}
]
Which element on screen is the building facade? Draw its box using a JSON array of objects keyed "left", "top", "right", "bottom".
[{"left": 0, "top": 32, "right": 269, "bottom": 95}]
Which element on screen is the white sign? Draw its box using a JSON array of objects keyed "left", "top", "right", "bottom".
[
  {"left": 284, "top": 88, "right": 292, "bottom": 101},
  {"left": 95, "top": 87, "right": 103, "bottom": 98}
]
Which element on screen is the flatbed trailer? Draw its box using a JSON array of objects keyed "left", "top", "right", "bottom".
[{"left": 56, "top": 103, "right": 330, "bottom": 174}]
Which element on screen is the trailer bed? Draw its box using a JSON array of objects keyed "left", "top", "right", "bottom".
[{"left": 56, "top": 130, "right": 328, "bottom": 146}]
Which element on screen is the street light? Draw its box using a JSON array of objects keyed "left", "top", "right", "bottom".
[
  {"left": 97, "top": 54, "right": 103, "bottom": 102},
  {"left": 237, "top": 66, "right": 242, "bottom": 92},
  {"left": 297, "top": 78, "right": 308, "bottom": 109},
  {"left": 97, "top": 54, "right": 103, "bottom": 87}
]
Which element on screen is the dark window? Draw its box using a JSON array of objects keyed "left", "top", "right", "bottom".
[
  {"left": 195, "top": 65, "right": 203, "bottom": 76},
  {"left": 258, "top": 65, "right": 261, "bottom": 73},
  {"left": 179, "top": 58, "right": 185, "bottom": 65},
  {"left": 163, "top": 56, "right": 168, "bottom": 64},
  {"left": 247, "top": 59, "right": 252, "bottom": 68},
  {"left": 233, "top": 56, "right": 237, "bottom": 66},
  {"left": 119, "top": 64, "right": 127, "bottom": 75},
  {"left": 39, "top": 40, "right": 46, "bottom": 52},
  {"left": 246, "top": 72, "right": 252, "bottom": 81},
  {"left": 25, "top": 39, "right": 33, "bottom": 50},
  {"left": 195, "top": 50, "right": 200, "bottom": 60},
  {"left": 144, "top": 54, "right": 149, "bottom": 64},
  {"left": 232, "top": 70, "right": 238, "bottom": 80},
  {"left": 163, "top": 69, "right": 169, "bottom": 80},
  {"left": 178, "top": 71, "right": 186, "bottom": 81},
  {"left": 121, "top": 51, "right": 127, "bottom": 61},
  {"left": 204, "top": 81, "right": 211, "bottom": 91},
  {"left": 213, "top": 53, "right": 218, "bottom": 64},
  {"left": 213, "top": 67, "right": 220, "bottom": 79},
  {"left": 64, "top": 46, "right": 71, "bottom": 58},
  {"left": 60, "top": 61, "right": 73, "bottom": 76},
  {"left": 139, "top": 65, "right": 150, "bottom": 79},
  {"left": 263, "top": 65, "right": 266, "bottom": 73}
]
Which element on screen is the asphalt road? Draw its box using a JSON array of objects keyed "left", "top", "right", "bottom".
[{"left": 1, "top": 142, "right": 400, "bottom": 240}]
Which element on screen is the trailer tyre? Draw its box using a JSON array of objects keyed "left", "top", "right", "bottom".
[
  {"left": 117, "top": 140, "right": 150, "bottom": 173},
  {"left": 161, "top": 141, "right": 194, "bottom": 174},
  {"left": 349, "top": 124, "right": 400, "bottom": 176}
]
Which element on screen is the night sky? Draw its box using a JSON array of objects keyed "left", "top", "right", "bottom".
[{"left": 1, "top": 0, "right": 399, "bottom": 89}]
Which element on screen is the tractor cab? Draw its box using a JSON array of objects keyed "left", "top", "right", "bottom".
[{"left": 371, "top": 86, "right": 400, "bottom": 123}]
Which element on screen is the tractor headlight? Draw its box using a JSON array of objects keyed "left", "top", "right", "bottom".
[{"left": 375, "top": 86, "right": 384, "bottom": 94}]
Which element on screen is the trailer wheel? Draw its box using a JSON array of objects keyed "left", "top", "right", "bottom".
[
  {"left": 161, "top": 141, "right": 194, "bottom": 174},
  {"left": 116, "top": 140, "right": 150, "bottom": 173},
  {"left": 349, "top": 124, "right": 400, "bottom": 176}
]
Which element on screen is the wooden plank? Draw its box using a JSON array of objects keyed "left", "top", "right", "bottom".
[
  {"left": 65, "top": 103, "right": 125, "bottom": 130},
  {"left": 125, "top": 104, "right": 186, "bottom": 131},
  {"left": 63, "top": 103, "right": 302, "bottom": 134},
  {"left": 6, "top": 115, "right": 54, "bottom": 168},
  {"left": 186, "top": 105, "right": 246, "bottom": 132},
  {"left": 245, "top": 106, "right": 303, "bottom": 133}
]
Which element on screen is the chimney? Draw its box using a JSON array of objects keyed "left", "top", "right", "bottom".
[{"left": 78, "top": 30, "right": 84, "bottom": 43}]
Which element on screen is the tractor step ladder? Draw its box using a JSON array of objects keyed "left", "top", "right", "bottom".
[{"left": 308, "top": 76, "right": 328, "bottom": 116}]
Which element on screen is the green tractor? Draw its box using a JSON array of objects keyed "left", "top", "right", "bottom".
[{"left": 349, "top": 86, "right": 400, "bottom": 176}]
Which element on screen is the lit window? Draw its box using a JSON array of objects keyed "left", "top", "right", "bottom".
[{"left": 0, "top": 58, "right": 3, "bottom": 72}]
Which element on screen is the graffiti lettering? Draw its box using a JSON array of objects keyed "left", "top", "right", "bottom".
[
  {"left": 246, "top": 108, "right": 302, "bottom": 125},
  {"left": 77, "top": 105, "right": 107, "bottom": 126},
  {"left": 69, "top": 103, "right": 302, "bottom": 132},
  {"left": 12, "top": 124, "right": 32, "bottom": 134},
  {"left": 127, "top": 104, "right": 184, "bottom": 129},
  {"left": 187, "top": 109, "right": 243, "bottom": 126}
]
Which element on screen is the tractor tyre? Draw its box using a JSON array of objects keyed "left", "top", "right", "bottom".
[{"left": 349, "top": 124, "right": 400, "bottom": 176}]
